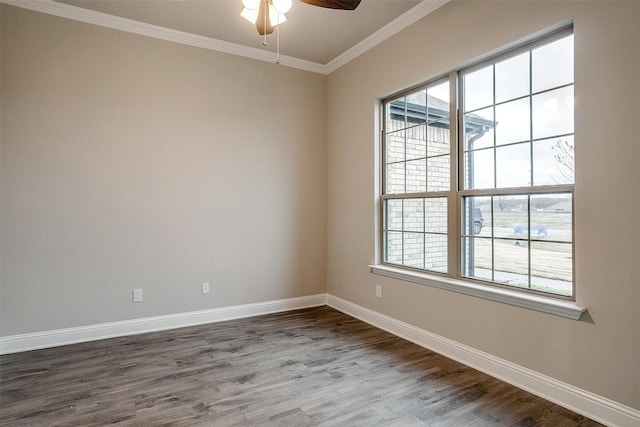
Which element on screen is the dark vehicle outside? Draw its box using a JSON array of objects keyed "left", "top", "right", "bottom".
[{"left": 473, "top": 208, "right": 484, "bottom": 234}]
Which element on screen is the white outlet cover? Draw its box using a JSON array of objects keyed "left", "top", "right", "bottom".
[
  {"left": 202, "top": 282, "right": 210, "bottom": 295},
  {"left": 133, "top": 288, "right": 143, "bottom": 303}
]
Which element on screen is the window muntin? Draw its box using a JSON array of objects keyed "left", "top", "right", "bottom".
[
  {"left": 462, "top": 34, "right": 575, "bottom": 191},
  {"left": 382, "top": 78, "right": 451, "bottom": 273},
  {"left": 385, "top": 82, "right": 451, "bottom": 196},
  {"left": 460, "top": 33, "right": 574, "bottom": 297},
  {"left": 381, "top": 30, "right": 574, "bottom": 299},
  {"left": 461, "top": 193, "right": 573, "bottom": 296},
  {"left": 383, "top": 197, "right": 448, "bottom": 273}
]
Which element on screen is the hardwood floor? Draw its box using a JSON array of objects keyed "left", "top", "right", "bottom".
[{"left": 0, "top": 306, "right": 601, "bottom": 426}]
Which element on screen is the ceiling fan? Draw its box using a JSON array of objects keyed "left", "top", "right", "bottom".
[{"left": 241, "top": 0, "right": 362, "bottom": 36}]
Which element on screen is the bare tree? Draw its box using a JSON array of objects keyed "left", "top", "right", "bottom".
[
  {"left": 551, "top": 138, "right": 574, "bottom": 183},
  {"left": 497, "top": 196, "right": 507, "bottom": 212}
]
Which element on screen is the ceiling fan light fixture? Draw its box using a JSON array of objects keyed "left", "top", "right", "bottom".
[
  {"left": 240, "top": 6, "right": 259, "bottom": 24},
  {"left": 241, "top": 0, "right": 287, "bottom": 28},
  {"left": 239, "top": 0, "right": 360, "bottom": 64},
  {"left": 242, "top": 0, "right": 260, "bottom": 10},
  {"left": 268, "top": 4, "right": 287, "bottom": 26},
  {"left": 272, "top": 0, "right": 292, "bottom": 14}
]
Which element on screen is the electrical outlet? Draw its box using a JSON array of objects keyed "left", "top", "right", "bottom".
[
  {"left": 133, "top": 288, "right": 143, "bottom": 303},
  {"left": 376, "top": 285, "right": 382, "bottom": 298},
  {"left": 202, "top": 282, "right": 210, "bottom": 295}
]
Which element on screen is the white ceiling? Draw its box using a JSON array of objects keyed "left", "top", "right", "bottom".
[{"left": 3, "top": 0, "right": 450, "bottom": 73}]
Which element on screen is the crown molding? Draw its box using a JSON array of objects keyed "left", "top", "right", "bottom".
[
  {"left": 325, "top": 0, "right": 450, "bottom": 73},
  {"left": 0, "top": 0, "right": 326, "bottom": 73},
  {"left": 0, "top": 0, "right": 451, "bottom": 75}
]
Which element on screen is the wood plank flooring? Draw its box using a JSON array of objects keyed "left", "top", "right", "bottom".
[{"left": 0, "top": 306, "right": 602, "bottom": 426}]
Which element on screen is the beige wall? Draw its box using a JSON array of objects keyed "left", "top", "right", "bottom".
[
  {"left": 0, "top": 6, "right": 326, "bottom": 334},
  {"left": 2, "top": 0, "right": 639, "bottom": 414},
  {"left": 327, "top": 0, "right": 639, "bottom": 410}
]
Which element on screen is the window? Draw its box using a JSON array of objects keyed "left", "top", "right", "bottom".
[{"left": 381, "top": 29, "right": 575, "bottom": 299}]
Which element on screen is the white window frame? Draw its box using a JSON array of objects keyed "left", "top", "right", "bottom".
[{"left": 373, "top": 26, "right": 586, "bottom": 320}]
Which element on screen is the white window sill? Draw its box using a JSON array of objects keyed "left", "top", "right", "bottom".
[{"left": 369, "top": 265, "right": 587, "bottom": 320}]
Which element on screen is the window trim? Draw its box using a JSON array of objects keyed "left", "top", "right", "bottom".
[
  {"left": 375, "top": 25, "right": 585, "bottom": 318},
  {"left": 369, "top": 264, "right": 586, "bottom": 320}
]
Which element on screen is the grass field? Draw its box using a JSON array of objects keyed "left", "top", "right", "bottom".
[{"left": 466, "top": 210, "right": 573, "bottom": 295}]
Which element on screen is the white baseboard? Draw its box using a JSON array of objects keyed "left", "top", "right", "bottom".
[
  {"left": 0, "top": 293, "right": 328, "bottom": 355},
  {"left": 326, "top": 294, "right": 640, "bottom": 427}
]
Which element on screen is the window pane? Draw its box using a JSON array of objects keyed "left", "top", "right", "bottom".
[
  {"left": 493, "top": 195, "right": 528, "bottom": 240},
  {"left": 495, "top": 51, "right": 530, "bottom": 103},
  {"left": 464, "top": 107, "right": 495, "bottom": 150},
  {"left": 464, "top": 148, "right": 494, "bottom": 189},
  {"left": 530, "top": 241, "right": 572, "bottom": 296},
  {"left": 464, "top": 65, "right": 493, "bottom": 112},
  {"left": 384, "top": 231, "right": 403, "bottom": 264},
  {"left": 428, "top": 81, "right": 450, "bottom": 120},
  {"left": 384, "top": 199, "right": 403, "bottom": 231},
  {"left": 530, "top": 193, "right": 572, "bottom": 243},
  {"left": 532, "top": 136, "right": 574, "bottom": 185},
  {"left": 404, "top": 199, "right": 424, "bottom": 232},
  {"left": 386, "top": 162, "right": 405, "bottom": 194},
  {"left": 403, "top": 232, "right": 424, "bottom": 269},
  {"left": 386, "top": 97, "right": 406, "bottom": 132},
  {"left": 493, "top": 239, "right": 529, "bottom": 287},
  {"left": 386, "top": 130, "right": 405, "bottom": 163},
  {"left": 495, "top": 98, "right": 530, "bottom": 146},
  {"left": 406, "top": 159, "right": 426, "bottom": 193},
  {"left": 462, "top": 196, "right": 491, "bottom": 237},
  {"left": 406, "top": 125, "right": 425, "bottom": 161},
  {"left": 425, "top": 197, "right": 447, "bottom": 233},
  {"left": 406, "top": 90, "right": 427, "bottom": 125},
  {"left": 428, "top": 81, "right": 450, "bottom": 108},
  {"left": 427, "top": 123, "right": 450, "bottom": 156},
  {"left": 427, "top": 155, "right": 449, "bottom": 192},
  {"left": 425, "top": 234, "right": 447, "bottom": 273},
  {"left": 532, "top": 85, "right": 574, "bottom": 139},
  {"left": 496, "top": 143, "right": 531, "bottom": 188},
  {"left": 532, "top": 35, "right": 574, "bottom": 93},
  {"left": 461, "top": 237, "right": 492, "bottom": 281}
]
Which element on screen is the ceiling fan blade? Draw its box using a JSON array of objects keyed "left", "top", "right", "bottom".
[{"left": 297, "top": 0, "right": 361, "bottom": 10}]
